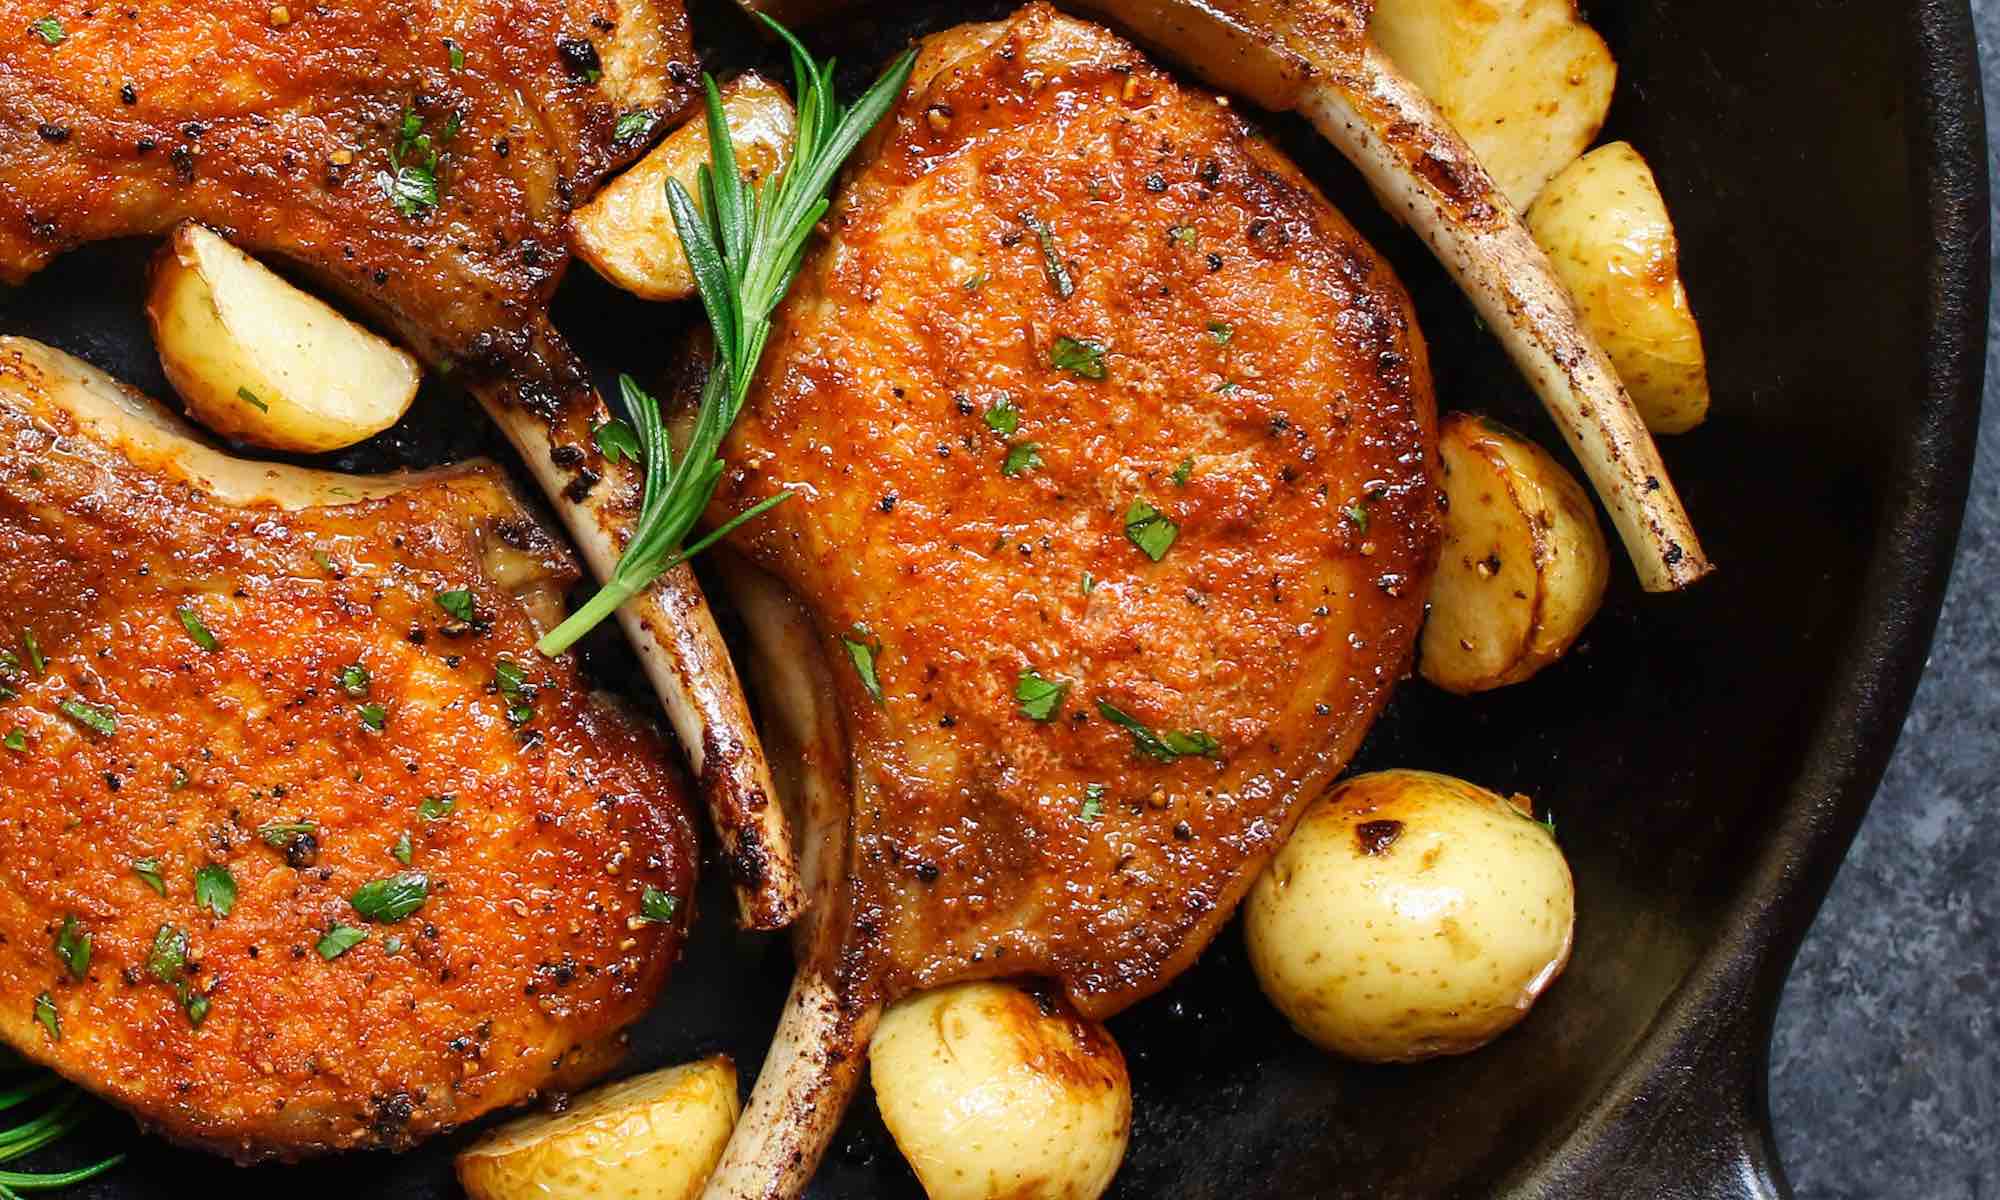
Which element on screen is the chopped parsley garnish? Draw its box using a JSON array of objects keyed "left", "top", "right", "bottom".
[
  {"left": 350, "top": 871, "right": 429, "bottom": 922},
  {"left": 1014, "top": 669, "right": 1070, "bottom": 722},
  {"left": 1208, "top": 320, "right": 1233, "bottom": 344},
  {"left": 27, "top": 16, "right": 64, "bottom": 44},
  {"left": 1214, "top": 379, "right": 1239, "bottom": 394},
  {"left": 257, "top": 820, "right": 316, "bottom": 848},
  {"left": 1096, "top": 699, "right": 1219, "bottom": 763},
  {"left": 317, "top": 925, "right": 368, "bottom": 960},
  {"left": 494, "top": 660, "right": 534, "bottom": 724},
  {"left": 358, "top": 703, "right": 387, "bottom": 730},
  {"left": 1081, "top": 572, "right": 1096, "bottom": 596},
  {"left": 1080, "top": 782, "right": 1105, "bottom": 822},
  {"left": 435, "top": 588, "right": 476, "bottom": 622},
  {"left": 840, "top": 628, "right": 884, "bottom": 704},
  {"left": 613, "top": 109, "right": 656, "bottom": 142},
  {"left": 963, "top": 271, "right": 987, "bottom": 292},
  {"left": 1170, "top": 456, "right": 1194, "bottom": 487},
  {"left": 171, "top": 765, "right": 189, "bottom": 789},
  {"left": 419, "top": 794, "right": 456, "bottom": 821},
  {"left": 22, "top": 628, "right": 45, "bottom": 675},
  {"left": 594, "top": 417, "right": 642, "bottom": 464},
  {"left": 1123, "top": 499, "right": 1179, "bottom": 561},
  {"left": 639, "top": 886, "right": 680, "bottom": 924},
  {"left": 1001, "top": 442, "right": 1042, "bottom": 478},
  {"left": 58, "top": 697, "right": 115, "bottom": 736},
  {"left": 1343, "top": 500, "right": 1370, "bottom": 534},
  {"left": 444, "top": 37, "right": 464, "bottom": 69},
  {"left": 185, "top": 992, "right": 210, "bottom": 1027},
  {"left": 338, "top": 663, "right": 370, "bottom": 697},
  {"left": 379, "top": 104, "right": 447, "bottom": 218},
  {"left": 1020, "top": 212, "right": 1074, "bottom": 299},
  {"left": 54, "top": 915, "right": 90, "bottom": 980},
  {"left": 1050, "top": 336, "right": 1106, "bottom": 380},
  {"left": 176, "top": 606, "right": 220, "bottom": 652},
  {"left": 383, "top": 935, "right": 404, "bottom": 955},
  {"left": 2, "top": 728, "right": 24, "bottom": 752},
  {"left": 194, "top": 865, "right": 236, "bottom": 918},
  {"left": 147, "top": 925, "right": 188, "bottom": 985},
  {"left": 1169, "top": 224, "right": 1197, "bottom": 246},
  {"left": 312, "top": 547, "right": 338, "bottom": 574},
  {"left": 236, "top": 386, "right": 269, "bottom": 412},
  {"left": 983, "top": 397, "right": 1020, "bottom": 436},
  {"left": 33, "top": 993, "right": 58, "bottom": 1042},
  {"left": 391, "top": 832, "right": 413, "bottom": 866},
  {"left": 132, "top": 857, "right": 167, "bottom": 895}
]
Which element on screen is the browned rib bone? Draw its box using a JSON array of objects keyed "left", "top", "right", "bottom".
[
  {"left": 0, "top": 0, "right": 802, "bottom": 926},
  {"left": 1062, "top": 0, "right": 1711, "bottom": 591}
]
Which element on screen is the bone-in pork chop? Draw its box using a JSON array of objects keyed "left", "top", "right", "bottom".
[
  {"left": 698, "top": 9, "right": 1440, "bottom": 1193},
  {"left": 720, "top": 2, "right": 1439, "bottom": 1019},
  {"left": 0, "top": 337, "right": 696, "bottom": 1162}
]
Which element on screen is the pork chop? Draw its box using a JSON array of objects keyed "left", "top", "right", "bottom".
[
  {"left": 0, "top": 337, "right": 697, "bottom": 1162},
  {"left": 701, "top": 7, "right": 1440, "bottom": 1193}
]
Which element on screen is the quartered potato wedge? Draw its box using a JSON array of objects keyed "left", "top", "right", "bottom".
[
  {"left": 1528, "top": 141, "right": 1713, "bottom": 433},
  {"left": 145, "top": 222, "right": 421, "bottom": 453},
  {"left": 1370, "top": 0, "right": 1615, "bottom": 210},
  {"left": 572, "top": 73, "right": 797, "bottom": 301},
  {"left": 456, "top": 1056, "right": 740, "bottom": 1200},
  {"left": 1420, "top": 412, "right": 1610, "bottom": 694}
]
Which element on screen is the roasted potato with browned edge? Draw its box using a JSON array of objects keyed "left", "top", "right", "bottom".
[
  {"left": 456, "top": 1056, "right": 739, "bottom": 1200},
  {"left": 871, "top": 981, "right": 1131, "bottom": 1200},
  {"left": 1246, "top": 769, "right": 1575, "bottom": 1063},
  {"left": 1528, "top": 140, "right": 1713, "bottom": 433},
  {"left": 146, "top": 222, "right": 421, "bottom": 453},
  {"left": 1370, "top": 0, "right": 1616, "bottom": 210},
  {"left": 571, "top": 73, "right": 797, "bottom": 301},
  {"left": 1419, "top": 412, "right": 1610, "bottom": 694}
]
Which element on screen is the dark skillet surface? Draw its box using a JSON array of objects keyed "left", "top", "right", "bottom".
[{"left": 0, "top": 0, "right": 1984, "bottom": 1196}]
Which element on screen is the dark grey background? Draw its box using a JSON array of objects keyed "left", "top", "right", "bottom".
[{"left": 1766, "top": 5, "right": 1999, "bottom": 1196}]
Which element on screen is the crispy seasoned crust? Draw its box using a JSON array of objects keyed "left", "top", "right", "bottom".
[
  {"left": 0, "top": 341, "right": 696, "bottom": 1161},
  {"left": 714, "top": 5, "right": 1440, "bottom": 1018}
]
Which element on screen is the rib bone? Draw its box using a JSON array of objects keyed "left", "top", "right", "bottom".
[{"left": 1066, "top": 0, "right": 1711, "bottom": 591}]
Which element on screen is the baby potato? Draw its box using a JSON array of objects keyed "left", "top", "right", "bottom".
[
  {"left": 1419, "top": 412, "right": 1609, "bottom": 695},
  {"left": 870, "top": 981, "right": 1130, "bottom": 1200},
  {"left": 1370, "top": 0, "right": 1616, "bottom": 210},
  {"left": 1527, "top": 141, "right": 1712, "bottom": 433},
  {"left": 146, "top": 222, "right": 421, "bottom": 453},
  {"left": 456, "top": 1055, "right": 739, "bottom": 1200},
  {"left": 1245, "top": 770, "right": 1574, "bottom": 1063},
  {"left": 572, "top": 73, "right": 796, "bottom": 301}
]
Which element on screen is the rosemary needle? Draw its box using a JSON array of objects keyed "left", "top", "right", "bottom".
[{"left": 538, "top": 19, "right": 917, "bottom": 656}]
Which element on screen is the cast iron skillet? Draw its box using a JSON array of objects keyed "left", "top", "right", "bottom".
[{"left": 0, "top": 0, "right": 1986, "bottom": 1196}]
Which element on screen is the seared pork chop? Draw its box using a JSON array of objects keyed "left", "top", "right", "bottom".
[
  {"left": 702, "top": 8, "right": 1439, "bottom": 1194},
  {"left": 0, "top": 337, "right": 696, "bottom": 1161}
]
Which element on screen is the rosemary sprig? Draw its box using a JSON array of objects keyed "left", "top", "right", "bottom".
[{"left": 537, "top": 19, "right": 917, "bottom": 657}]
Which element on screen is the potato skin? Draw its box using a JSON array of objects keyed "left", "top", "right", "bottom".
[
  {"left": 870, "top": 982, "right": 1131, "bottom": 1200},
  {"left": 456, "top": 1056, "right": 740, "bottom": 1200},
  {"left": 1527, "top": 141, "right": 1711, "bottom": 433},
  {"left": 571, "top": 73, "right": 796, "bottom": 301},
  {"left": 1419, "top": 412, "right": 1609, "bottom": 694},
  {"left": 146, "top": 223, "right": 420, "bottom": 452},
  {"left": 1245, "top": 770, "right": 1574, "bottom": 1063}
]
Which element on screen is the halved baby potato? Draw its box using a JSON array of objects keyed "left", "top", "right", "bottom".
[
  {"left": 1370, "top": 0, "right": 1616, "bottom": 210},
  {"left": 455, "top": 1055, "right": 740, "bottom": 1200},
  {"left": 1419, "top": 412, "right": 1610, "bottom": 694},
  {"left": 572, "top": 73, "right": 797, "bottom": 301},
  {"left": 145, "top": 222, "right": 421, "bottom": 453},
  {"left": 1527, "top": 141, "right": 1712, "bottom": 433},
  {"left": 871, "top": 982, "right": 1131, "bottom": 1200}
]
